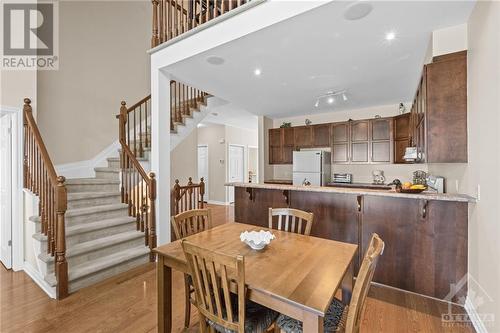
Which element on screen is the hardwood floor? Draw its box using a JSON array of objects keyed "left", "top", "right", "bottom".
[{"left": 0, "top": 204, "right": 474, "bottom": 333}]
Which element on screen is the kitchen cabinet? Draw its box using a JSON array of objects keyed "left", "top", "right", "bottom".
[
  {"left": 312, "top": 123, "right": 331, "bottom": 147},
  {"left": 282, "top": 127, "right": 294, "bottom": 164},
  {"left": 269, "top": 127, "right": 294, "bottom": 164},
  {"left": 361, "top": 196, "right": 467, "bottom": 302},
  {"left": 394, "top": 113, "right": 410, "bottom": 163},
  {"left": 332, "top": 122, "right": 349, "bottom": 163},
  {"left": 350, "top": 120, "right": 369, "bottom": 163},
  {"left": 370, "top": 118, "right": 392, "bottom": 163},
  {"left": 293, "top": 126, "right": 313, "bottom": 148}
]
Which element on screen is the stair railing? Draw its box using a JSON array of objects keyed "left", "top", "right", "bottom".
[
  {"left": 172, "top": 177, "right": 205, "bottom": 216},
  {"left": 151, "top": 0, "right": 251, "bottom": 47},
  {"left": 118, "top": 100, "right": 156, "bottom": 260},
  {"left": 23, "top": 98, "right": 68, "bottom": 299},
  {"left": 170, "top": 80, "right": 209, "bottom": 131}
]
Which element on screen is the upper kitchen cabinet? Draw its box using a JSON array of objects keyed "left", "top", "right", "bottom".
[
  {"left": 282, "top": 127, "right": 295, "bottom": 164},
  {"left": 332, "top": 122, "right": 350, "bottom": 163},
  {"left": 269, "top": 127, "right": 295, "bottom": 165},
  {"left": 294, "top": 126, "right": 313, "bottom": 148},
  {"left": 394, "top": 113, "right": 411, "bottom": 164},
  {"left": 370, "top": 118, "right": 393, "bottom": 163},
  {"left": 350, "top": 120, "right": 370, "bottom": 163},
  {"left": 425, "top": 51, "right": 468, "bottom": 163},
  {"left": 312, "top": 123, "right": 331, "bottom": 147}
]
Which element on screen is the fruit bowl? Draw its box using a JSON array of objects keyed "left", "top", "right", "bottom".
[
  {"left": 396, "top": 187, "right": 426, "bottom": 194},
  {"left": 240, "top": 230, "right": 275, "bottom": 250}
]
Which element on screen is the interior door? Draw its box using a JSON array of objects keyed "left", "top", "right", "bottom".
[
  {"left": 228, "top": 145, "right": 245, "bottom": 203},
  {"left": 197, "top": 145, "right": 209, "bottom": 201},
  {"left": 0, "top": 114, "right": 12, "bottom": 269}
]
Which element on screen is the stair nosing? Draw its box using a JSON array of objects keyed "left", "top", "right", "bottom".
[
  {"left": 65, "top": 203, "right": 128, "bottom": 217},
  {"left": 67, "top": 191, "right": 121, "bottom": 201}
]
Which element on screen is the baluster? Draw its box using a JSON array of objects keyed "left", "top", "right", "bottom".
[
  {"left": 148, "top": 172, "right": 156, "bottom": 261},
  {"left": 127, "top": 112, "right": 130, "bottom": 147},
  {"left": 190, "top": 0, "right": 195, "bottom": 29},
  {"left": 145, "top": 99, "right": 149, "bottom": 148},
  {"left": 206, "top": 0, "right": 210, "bottom": 22},
  {"left": 55, "top": 176, "right": 68, "bottom": 299},
  {"left": 177, "top": 82, "right": 181, "bottom": 123},
  {"left": 151, "top": 0, "right": 159, "bottom": 47},
  {"left": 221, "top": 0, "right": 225, "bottom": 14},
  {"left": 174, "top": 179, "right": 180, "bottom": 215},
  {"left": 213, "top": 0, "right": 216, "bottom": 18},
  {"left": 200, "top": 177, "right": 205, "bottom": 208},
  {"left": 170, "top": 82, "right": 174, "bottom": 131},
  {"left": 237, "top": 0, "right": 242, "bottom": 7},
  {"left": 133, "top": 107, "right": 137, "bottom": 156},
  {"left": 180, "top": 0, "right": 184, "bottom": 33},
  {"left": 144, "top": 183, "right": 149, "bottom": 246},
  {"left": 174, "top": 0, "right": 178, "bottom": 37},
  {"left": 159, "top": 0, "right": 164, "bottom": 42},
  {"left": 139, "top": 105, "right": 143, "bottom": 157}
]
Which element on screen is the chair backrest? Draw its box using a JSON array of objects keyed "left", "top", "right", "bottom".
[
  {"left": 171, "top": 208, "right": 212, "bottom": 240},
  {"left": 345, "top": 233, "right": 384, "bottom": 333},
  {"left": 182, "top": 240, "right": 246, "bottom": 333},
  {"left": 268, "top": 208, "right": 314, "bottom": 235}
]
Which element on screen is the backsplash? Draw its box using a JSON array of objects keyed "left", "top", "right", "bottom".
[{"left": 272, "top": 164, "right": 429, "bottom": 184}]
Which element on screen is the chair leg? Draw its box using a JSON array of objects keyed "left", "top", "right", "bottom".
[{"left": 184, "top": 275, "right": 191, "bottom": 328}]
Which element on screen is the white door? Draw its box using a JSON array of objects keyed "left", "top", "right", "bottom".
[
  {"left": 197, "top": 145, "right": 209, "bottom": 201},
  {"left": 0, "top": 114, "right": 13, "bottom": 268},
  {"left": 228, "top": 145, "right": 245, "bottom": 203}
]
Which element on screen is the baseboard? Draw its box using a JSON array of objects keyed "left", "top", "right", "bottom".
[
  {"left": 206, "top": 200, "right": 229, "bottom": 206},
  {"left": 55, "top": 141, "right": 120, "bottom": 179},
  {"left": 23, "top": 261, "right": 56, "bottom": 299},
  {"left": 465, "top": 296, "right": 489, "bottom": 333}
]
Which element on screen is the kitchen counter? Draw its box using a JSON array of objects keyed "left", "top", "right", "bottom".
[
  {"left": 263, "top": 179, "right": 293, "bottom": 185},
  {"left": 226, "top": 182, "right": 475, "bottom": 202}
]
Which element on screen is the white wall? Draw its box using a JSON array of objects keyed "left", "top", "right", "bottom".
[
  {"left": 432, "top": 23, "right": 468, "bottom": 57},
  {"left": 170, "top": 129, "right": 198, "bottom": 187},
  {"left": 269, "top": 104, "right": 426, "bottom": 183}
]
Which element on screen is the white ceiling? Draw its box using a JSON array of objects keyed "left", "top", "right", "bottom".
[
  {"left": 167, "top": 1, "right": 475, "bottom": 119},
  {"left": 200, "top": 98, "right": 259, "bottom": 130}
]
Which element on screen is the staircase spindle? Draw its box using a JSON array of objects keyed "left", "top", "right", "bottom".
[{"left": 151, "top": 0, "right": 159, "bottom": 47}]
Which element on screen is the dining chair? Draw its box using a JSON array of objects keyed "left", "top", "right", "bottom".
[
  {"left": 181, "top": 240, "right": 278, "bottom": 333},
  {"left": 268, "top": 208, "right": 314, "bottom": 236},
  {"left": 275, "top": 233, "right": 385, "bottom": 333},
  {"left": 171, "top": 208, "right": 213, "bottom": 329}
]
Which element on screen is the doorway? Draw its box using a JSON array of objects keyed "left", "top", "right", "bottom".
[
  {"left": 0, "top": 113, "right": 13, "bottom": 269},
  {"left": 248, "top": 146, "right": 258, "bottom": 183},
  {"left": 197, "top": 145, "right": 209, "bottom": 201},
  {"left": 227, "top": 145, "right": 245, "bottom": 203}
]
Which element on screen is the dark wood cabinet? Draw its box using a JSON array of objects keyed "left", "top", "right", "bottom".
[
  {"left": 332, "top": 122, "right": 349, "bottom": 163},
  {"left": 269, "top": 127, "right": 294, "bottom": 164},
  {"left": 312, "top": 124, "right": 331, "bottom": 147},
  {"left": 293, "top": 126, "right": 313, "bottom": 148},
  {"left": 350, "top": 120, "right": 369, "bottom": 163},
  {"left": 361, "top": 196, "right": 467, "bottom": 302},
  {"left": 394, "top": 113, "right": 410, "bottom": 164},
  {"left": 370, "top": 118, "right": 392, "bottom": 163},
  {"left": 282, "top": 127, "right": 294, "bottom": 164}
]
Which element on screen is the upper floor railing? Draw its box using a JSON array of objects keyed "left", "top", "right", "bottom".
[
  {"left": 23, "top": 98, "right": 68, "bottom": 299},
  {"left": 151, "top": 0, "right": 252, "bottom": 47}
]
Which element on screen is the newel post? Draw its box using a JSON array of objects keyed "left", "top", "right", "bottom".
[
  {"left": 23, "top": 98, "right": 31, "bottom": 188},
  {"left": 119, "top": 101, "right": 127, "bottom": 203},
  {"left": 151, "top": 0, "right": 160, "bottom": 48},
  {"left": 148, "top": 172, "right": 157, "bottom": 261},
  {"left": 55, "top": 176, "right": 68, "bottom": 299},
  {"left": 200, "top": 177, "right": 205, "bottom": 208},
  {"left": 173, "top": 179, "right": 181, "bottom": 215}
]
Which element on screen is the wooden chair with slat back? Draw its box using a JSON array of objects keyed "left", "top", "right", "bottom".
[
  {"left": 171, "top": 208, "right": 213, "bottom": 329},
  {"left": 268, "top": 208, "right": 314, "bottom": 236},
  {"left": 275, "top": 233, "right": 384, "bottom": 333},
  {"left": 182, "top": 240, "right": 278, "bottom": 333}
]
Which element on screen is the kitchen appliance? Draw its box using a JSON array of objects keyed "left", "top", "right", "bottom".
[
  {"left": 292, "top": 150, "right": 331, "bottom": 186},
  {"left": 403, "top": 147, "right": 418, "bottom": 162},
  {"left": 413, "top": 170, "right": 427, "bottom": 186},
  {"left": 426, "top": 175, "right": 445, "bottom": 193},
  {"left": 332, "top": 173, "right": 353, "bottom": 183},
  {"left": 372, "top": 170, "right": 385, "bottom": 185}
]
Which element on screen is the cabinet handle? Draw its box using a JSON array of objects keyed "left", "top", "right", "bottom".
[
  {"left": 421, "top": 200, "right": 428, "bottom": 219},
  {"left": 357, "top": 196, "right": 362, "bottom": 212}
]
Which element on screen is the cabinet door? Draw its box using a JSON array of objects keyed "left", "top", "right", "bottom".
[
  {"left": 312, "top": 124, "right": 331, "bottom": 147},
  {"left": 294, "top": 126, "right": 312, "bottom": 148},
  {"left": 268, "top": 128, "right": 282, "bottom": 164},
  {"left": 281, "top": 127, "right": 294, "bottom": 164},
  {"left": 394, "top": 139, "right": 409, "bottom": 163},
  {"left": 332, "top": 123, "right": 349, "bottom": 143},
  {"left": 394, "top": 113, "right": 410, "bottom": 140},
  {"left": 351, "top": 121, "right": 369, "bottom": 142},
  {"left": 370, "top": 118, "right": 392, "bottom": 163},
  {"left": 332, "top": 123, "right": 350, "bottom": 163},
  {"left": 350, "top": 121, "right": 369, "bottom": 163}
]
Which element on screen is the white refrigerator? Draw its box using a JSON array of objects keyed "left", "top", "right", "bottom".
[{"left": 292, "top": 150, "right": 331, "bottom": 186}]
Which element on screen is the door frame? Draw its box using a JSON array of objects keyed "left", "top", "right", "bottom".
[
  {"left": 197, "top": 144, "right": 209, "bottom": 202},
  {"left": 226, "top": 144, "right": 246, "bottom": 203},
  {"left": 0, "top": 106, "right": 23, "bottom": 271},
  {"left": 247, "top": 145, "right": 259, "bottom": 183}
]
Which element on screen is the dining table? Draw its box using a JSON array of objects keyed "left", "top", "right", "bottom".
[{"left": 154, "top": 222, "right": 358, "bottom": 333}]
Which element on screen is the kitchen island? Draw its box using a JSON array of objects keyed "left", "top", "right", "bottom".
[{"left": 226, "top": 182, "right": 475, "bottom": 303}]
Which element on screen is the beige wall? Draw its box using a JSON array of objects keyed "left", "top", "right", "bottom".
[
  {"left": 197, "top": 124, "right": 226, "bottom": 202},
  {"left": 170, "top": 129, "right": 198, "bottom": 187},
  {"left": 429, "top": 2, "right": 500, "bottom": 327},
  {"left": 37, "top": 1, "right": 150, "bottom": 164},
  {"left": 269, "top": 104, "right": 427, "bottom": 183},
  {"left": 1, "top": 70, "right": 37, "bottom": 117}
]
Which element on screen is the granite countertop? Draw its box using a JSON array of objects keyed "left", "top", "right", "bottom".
[{"left": 225, "top": 182, "right": 476, "bottom": 203}]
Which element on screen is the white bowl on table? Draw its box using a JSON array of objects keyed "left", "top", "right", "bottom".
[{"left": 240, "top": 230, "right": 275, "bottom": 250}]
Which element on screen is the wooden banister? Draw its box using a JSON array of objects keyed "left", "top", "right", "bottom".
[
  {"left": 23, "top": 98, "right": 68, "bottom": 299},
  {"left": 172, "top": 177, "right": 205, "bottom": 216},
  {"left": 170, "top": 80, "right": 209, "bottom": 132},
  {"left": 118, "top": 100, "right": 157, "bottom": 260},
  {"left": 151, "top": 0, "right": 252, "bottom": 48}
]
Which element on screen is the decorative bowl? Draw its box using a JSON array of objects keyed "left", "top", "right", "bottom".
[
  {"left": 396, "top": 187, "right": 427, "bottom": 194},
  {"left": 240, "top": 230, "right": 275, "bottom": 250}
]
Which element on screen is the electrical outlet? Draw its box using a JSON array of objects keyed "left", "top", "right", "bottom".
[{"left": 477, "top": 184, "right": 481, "bottom": 201}]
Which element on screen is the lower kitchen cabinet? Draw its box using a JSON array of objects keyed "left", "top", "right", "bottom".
[{"left": 361, "top": 196, "right": 467, "bottom": 302}]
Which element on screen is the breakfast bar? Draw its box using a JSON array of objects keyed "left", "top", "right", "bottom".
[{"left": 226, "top": 182, "right": 475, "bottom": 303}]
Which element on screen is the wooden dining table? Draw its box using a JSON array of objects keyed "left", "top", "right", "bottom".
[{"left": 154, "top": 222, "right": 358, "bottom": 333}]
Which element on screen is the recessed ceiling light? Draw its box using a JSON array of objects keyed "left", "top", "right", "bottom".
[
  {"left": 314, "top": 100, "right": 319, "bottom": 108},
  {"left": 344, "top": 1, "right": 373, "bottom": 21},
  {"left": 206, "top": 56, "right": 225, "bottom": 65},
  {"left": 254, "top": 68, "right": 262, "bottom": 76},
  {"left": 385, "top": 31, "right": 396, "bottom": 41},
  {"left": 342, "top": 93, "right": 348, "bottom": 101},
  {"left": 327, "top": 97, "right": 335, "bottom": 104}
]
